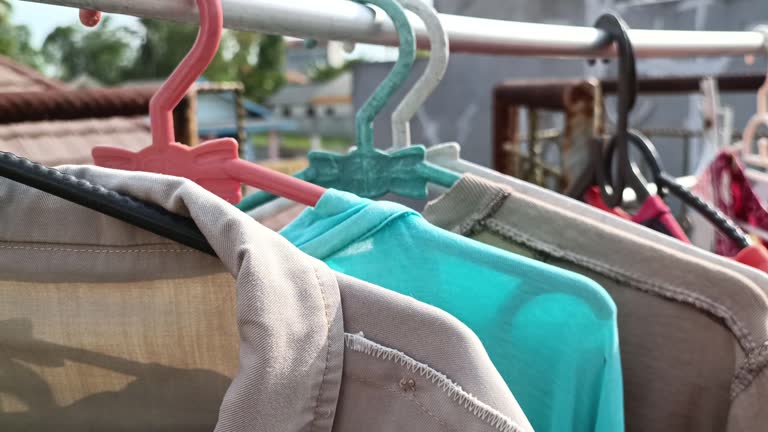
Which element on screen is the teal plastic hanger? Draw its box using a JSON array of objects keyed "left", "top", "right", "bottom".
[{"left": 236, "top": 0, "right": 460, "bottom": 211}]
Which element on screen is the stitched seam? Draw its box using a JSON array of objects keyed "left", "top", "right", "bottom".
[
  {"left": 348, "top": 375, "right": 456, "bottom": 431},
  {"left": 345, "top": 333, "right": 524, "bottom": 432},
  {"left": 482, "top": 218, "right": 758, "bottom": 353},
  {"left": 0, "top": 245, "right": 194, "bottom": 253},
  {"left": 481, "top": 218, "right": 768, "bottom": 396},
  {"left": 732, "top": 341, "right": 768, "bottom": 398},
  {"left": 456, "top": 189, "right": 510, "bottom": 236},
  {"left": 316, "top": 211, "right": 413, "bottom": 260},
  {"left": 310, "top": 263, "right": 333, "bottom": 432}
]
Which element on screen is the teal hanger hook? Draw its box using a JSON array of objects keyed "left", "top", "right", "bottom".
[
  {"left": 354, "top": 0, "right": 416, "bottom": 153},
  {"left": 236, "top": 0, "right": 459, "bottom": 211}
]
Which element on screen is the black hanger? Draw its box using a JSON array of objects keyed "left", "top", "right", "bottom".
[
  {"left": 604, "top": 131, "right": 752, "bottom": 249},
  {"left": 566, "top": 12, "right": 651, "bottom": 207},
  {"left": 0, "top": 151, "right": 216, "bottom": 256}
]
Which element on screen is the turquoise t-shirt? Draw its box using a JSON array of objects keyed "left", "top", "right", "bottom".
[{"left": 281, "top": 190, "right": 624, "bottom": 432}]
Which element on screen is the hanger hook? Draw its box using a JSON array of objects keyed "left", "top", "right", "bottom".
[
  {"left": 741, "top": 25, "right": 768, "bottom": 164},
  {"left": 608, "top": 131, "right": 751, "bottom": 249},
  {"left": 593, "top": 12, "right": 640, "bottom": 207},
  {"left": 149, "top": 0, "right": 223, "bottom": 149},
  {"left": 79, "top": 9, "right": 102, "bottom": 27},
  {"left": 354, "top": 0, "right": 416, "bottom": 153},
  {"left": 391, "top": 0, "right": 449, "bottom": 149}
]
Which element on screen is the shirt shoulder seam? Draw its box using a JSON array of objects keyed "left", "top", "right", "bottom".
[{"left": 478, "top": 217, "right": 768, "bottom": 399}]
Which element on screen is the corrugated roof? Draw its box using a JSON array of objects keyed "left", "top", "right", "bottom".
[
  {"left": 0, "top": 56, "right": 66, "bottom": 93},
  {"left": 0, "top": 56, "right": 151, "bottom": 167},
  {"left": 0, "top": 117, "right": 151, "bottom": 166}
]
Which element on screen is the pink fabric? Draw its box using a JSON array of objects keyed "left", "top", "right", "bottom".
[
  {"left": 735, "top": 245, "right": 768, "bottom": 273},
  {"left": 695, "top": 151, "right": 768, "bottom": 257},
  {"left": 585, "top": 187, "right": 690, "bottom": 243},
  {"left": 632, "top": 196, "right": 691, "bottom": 244},
  {"left": 585, "top": 187, "right": 632, "bottom": 219}
]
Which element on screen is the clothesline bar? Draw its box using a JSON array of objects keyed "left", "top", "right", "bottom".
[{"left": 21, "top": 0, "right": 768, "bottom": 59}]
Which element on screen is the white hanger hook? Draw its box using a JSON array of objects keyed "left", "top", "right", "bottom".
[
  {"left": 391, "top": 0, "right": 449, "bottom": 149},
  {"left": 758, "top": 26, "right": 768, "bottom": 115},
  {"left": 740, "top": 25, "right": 768, "bottom": 167}
]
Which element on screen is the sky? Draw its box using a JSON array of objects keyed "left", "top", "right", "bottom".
[
  {"left": 11, "top": 1, "right": 140, "bottom": 47},
  {"left": 10, "top": 0, "right": 396, "bottom": 61}
]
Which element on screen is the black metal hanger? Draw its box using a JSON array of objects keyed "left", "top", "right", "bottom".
[
  {"left": 566, "top": 12, "right": 652, "bottom": 207},
  {"left": 603, "top": 131, "right": 752, "bottom": 249},
  {"left": 0, "top": 151, "right": 216, "bottom": 256}
]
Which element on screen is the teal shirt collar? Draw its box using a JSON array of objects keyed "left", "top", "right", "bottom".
[{"left": 281, "top": 189, "right": 420, "bottom": 259}]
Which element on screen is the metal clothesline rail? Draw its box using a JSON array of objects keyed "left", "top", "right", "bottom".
[{"left": 21, "top": 0, "right": 768, "bottom": 59}]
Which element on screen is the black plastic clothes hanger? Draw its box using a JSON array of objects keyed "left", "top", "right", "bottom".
[
  {"left": 604, "top": 131, "right": 752, "bottom": 249},
  {"left": 566, "top": 13, "right": 652, "bottom": 207},
  {"left": 0, "top": 151, "right": 216, "bottom": 256}
]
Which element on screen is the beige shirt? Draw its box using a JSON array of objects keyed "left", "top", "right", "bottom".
[
  {"left": 0, "top": 166, "right": 531, "bottom": 432},
  {"left": 424, "top": 174, "right": 768, "bottom": 432},
  {"left": 425, "top": 142, "right": 768, "bottom": 286}
]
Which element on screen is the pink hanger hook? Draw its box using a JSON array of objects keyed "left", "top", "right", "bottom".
[
  {"left": 92, "top": 0, "right": 325, "bottom": 206},
  {"left": 150, "top": 0, "right": 222, "bottom": 149},
  {"left": 79, "top": 9, "right": 102, "bottom": 27}
]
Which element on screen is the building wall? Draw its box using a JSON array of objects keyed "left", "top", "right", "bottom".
[
  {"left": 197, "top": 93, "right": 238, "bottom": 130},
  {"left": 270, "top": 73, "right": 356, "bottom": 139},
  {"left": 352, "top": 0, "right": 767, "bottom": 175}
]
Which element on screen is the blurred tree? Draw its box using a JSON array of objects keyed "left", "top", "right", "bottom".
[
  {"left": 122, "top": 19, "right": 285, "bottom": 102},
  {"left": 41, "top": 16, "right": 134, "bottom": 84},
  {"left": 37, "top": 15, "right": 286, "bottom": 101},
  {"left": 241, "top": 35, "right": 286, "bottom": 103},
  {"left": 121, "top": 19, "right": 200, "bottom": 81},
  {"left": 0, "top": 1, "right": 43, "bottom": 69},
  {"left": 308, "top": 59, "right": 359, "bottom": 83}
]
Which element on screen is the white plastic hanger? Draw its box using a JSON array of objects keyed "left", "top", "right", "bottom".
[
  {"left": 381, "top": 0, "right": 478, "bottom": 191},
  {"left": 390, "top": 0, "right": 449, "bottom": 149},
  {"left": 699, "top": 76, "right": 734, "bottom": 166},
  {"left": 740, "top": 26, "right": 768, "bottom": 169}
]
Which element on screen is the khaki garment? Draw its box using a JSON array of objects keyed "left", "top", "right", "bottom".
[
  {"left": 425, "top": 142, "right": 768, "bottom": 285},
  {"left": 0, "top": 166, "right": 532, "bottom": 432},
  {"left": 423, "top": 174, "right": 768, "bottom": 432}
]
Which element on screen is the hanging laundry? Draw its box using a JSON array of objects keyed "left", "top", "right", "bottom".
[
  {"left": 693, "top": 151, "right": 768, "bottom": 257},
  {"left": 734, "top": 244, "right": 768, "bottom": 273},
  {"left": 423, "top": 174, "right": 768, "bottom": 432},
  {"left": 280, "top": 189, "right": 624, "bottom": 432},
  {"left": 584, "top": 186, "right": 691, "bottom": 243},
  {"left": 425, "top": 142, "right": 768, "bottom": 283},
  {"left": 0, "top": 166, "right": 533, "bottom": 432}
]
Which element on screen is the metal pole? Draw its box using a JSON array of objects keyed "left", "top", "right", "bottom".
[{"left": 21, "top": 0, "right": 768, "bottom": 59}]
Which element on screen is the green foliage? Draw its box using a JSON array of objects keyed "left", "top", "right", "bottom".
[
  {"left": 41, "top": 16, "right": 134, "bottom": 84},
  {"left": 251, "top": 133, "right": 350, "bottom": 151},
  {"left": 0, "top": 1, "right": 43, "bottom": 70},
  {"left": 115, "top": 19, "right": 285, "bottom": 102},
  {"left": 244, "top": 35, "right": 286, "bottom": 102},
  {"left": 308, "top": 59, "right": 360, "bottom": 83},
  {"left": 1, "top": 7, "right": 287, "bottom": 101},
  {"left": 121, "top": 19, "right": 200, "bottom": 81}
]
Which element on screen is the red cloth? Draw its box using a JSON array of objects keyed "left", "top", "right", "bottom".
[
  {"left": 734, "top": 245, "right": 768, "bottom": 273},
  {"left": 696, "top": 151, "right": 768, "bottom": 257},
  {"left": 585, "top": 187, "right": 691, "bottom": 243},
  {"left": 585, "top": 187, "right": 632, "bottom": 219}
]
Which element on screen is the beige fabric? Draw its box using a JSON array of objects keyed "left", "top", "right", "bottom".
[
  {"left": 0, "top": 166, "right": 531, "bottom": 432},
  {"left": 248, "top": 196, "right": 307, "bottom": 231},
  {"left": 423, "top": 174, "right": 768, "bottom": 432},
  {"left": 425, "top": 142, "right": 768, "bottom": 286}
]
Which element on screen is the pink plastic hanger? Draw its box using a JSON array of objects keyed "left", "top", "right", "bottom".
[
  {"left": 90, "top": 0, "right": 325, "bottom": 207},
  {"left": 79, "top": 9, "right": 101, "bottom": 27}
]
